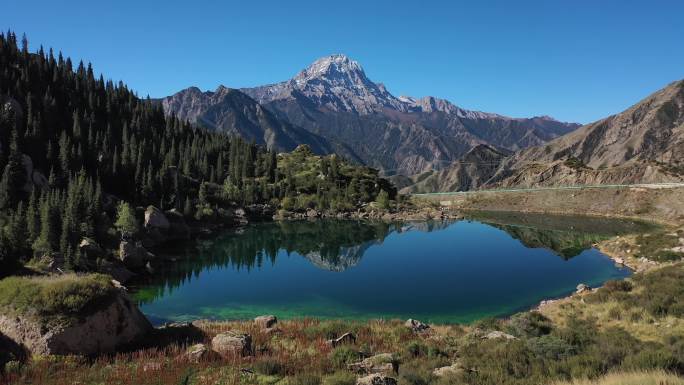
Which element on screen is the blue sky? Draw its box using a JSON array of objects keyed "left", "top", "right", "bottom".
[{"left": 2, "top": 0, "right": 683, "bottom": 123}]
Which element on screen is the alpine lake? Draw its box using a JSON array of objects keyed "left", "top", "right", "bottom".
[{"left": 130, "top": 212, "right": 655, "bottom": 325}]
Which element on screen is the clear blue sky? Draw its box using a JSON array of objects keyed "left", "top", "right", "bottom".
[{"left": 3, "top": 0, "right": 683, "bottom": 123}]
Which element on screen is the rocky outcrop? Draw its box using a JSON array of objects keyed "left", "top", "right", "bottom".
[
  {"left": 433, "top": 363, "right": 464, "bottom": 377},
  {"left": 211, "top": 331, "right": 252, "bottom": 357},
  {"left": 0, "top": 290, "right": 151, "bottom": 356},
  {"left": 144, "top": 206, "right": 170, "bottom": 231}
]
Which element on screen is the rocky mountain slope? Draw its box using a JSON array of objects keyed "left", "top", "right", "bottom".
[
  {"left": 163, "top": 55, "right": 579, "bottom": 175},
  {"left": 400, "top": 79, "right": 684, "bottom": 192},
  {"left": 161, "top": 86, "right": 334, "bottom": 154},
  {"left": 398, "top": 144, "right": 510, "bottom": 193},
  {"left": 489, "top": 79, "right": 684, "bottom": 188}
]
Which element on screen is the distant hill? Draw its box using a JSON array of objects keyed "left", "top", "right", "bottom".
[
  {"left": 399, "top": 79, "right": 684, "bottom": 192},
  {"left": 164, "top": 54, "right": 579, "bottom": 175},
  {"left": 490, "top": 79, "right": 684, "bottom": 188}
]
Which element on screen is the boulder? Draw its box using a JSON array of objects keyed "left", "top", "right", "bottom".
[
  {"left": 327, "top": 332, "right": 356, "bottom": 347},
  {"left": 306, "top": 209, "right": 320, "bottom": 218},
  {"left": 79, "top": 238, "right": 105, "bottom": 259},
  {"left": 356, "top": 374, "right": 397, "bottom": 385},
  {"left": 144, "top": 206, "right": 170, "bottom": 231},
  {"left": 614, "top": 257, "right": 625, "bottom": 265},
  {"left": 432, "top": 363, "right": 464, "bottom": 377},
  {"left": 119, "top": 241, "right": 153, "bottom": 269},
  {"left": 483, "top": 331, "right": 517, "bottom": 340},
  {"left": 165, "top": 209, "right": 190, "bottom": 239},
  {"left": 254, "top": 315, "right": 277, "bottom": 329},
  {"left": 182, "top": 343, "right": 220, "bottom": 363},
  {"left": 405, "top": 319, "right": 430, "bottom": 333},
  {"left": 348, "top": 353, "right": 397, "bottom": 375},
  {"left": 211, "top": 331, "right": 252, "bottom": 357},
  {"left": 0, "top": 290, "right": 151, "bottom": 356},
  {"left": 576, "top": 283, "right": 590, "bottom": 294}
]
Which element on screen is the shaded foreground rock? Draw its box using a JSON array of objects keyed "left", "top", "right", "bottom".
[
  {"left": 0, "top": 291, "right": 151, "bottom": 356},
  {"left": 356, "top": 373, "right": 397, "bottom": 385},
  {"left": 211, "top": 331, "right": 252, "bottom": 357}
]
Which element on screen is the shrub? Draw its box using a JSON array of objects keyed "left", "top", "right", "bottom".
[
  {"left": 253, "top": 358, "right": 285, "bottom": 376},
  {"left": 322, "top": 371, "right": 355, "bottom": 385},
  {"left": 289, "top": 373, "right": 321, "bottom": 385},
  {"left": 526, "top": 335, "right": 576, "bottom": 360},
  {"left": 507, "top": 311, "right": 553, "bottom": 338},
  {"left": 330, "top": 346, "right": 361, "bottom": 369}
]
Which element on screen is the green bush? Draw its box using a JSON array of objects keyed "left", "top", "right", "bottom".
[
  {"left": 253, "top": 358, "right": 285, "bottom": 376},
  {"left": 289, "top": 373, "right": 321, "bottom": 385},
  {"left": 322, "top": 371, "right": 355, "bottom": 385},
  {"left": 330, "top": 346, "right": 361, "bottom": 368},
  {"left": 507, "top": 311, "right": 553, "bottom": 338}
]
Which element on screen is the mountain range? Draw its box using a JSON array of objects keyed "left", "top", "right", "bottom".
[
  {"left": 162, "top": 54, "right": 579, "bottom": 175},
  {"left": 403, "top": 79, "right": 684, "bottom": 192}
]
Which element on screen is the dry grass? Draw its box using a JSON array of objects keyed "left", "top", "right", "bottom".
[{"left": 552, "top": 370, "right": 684, "bottom": 385}]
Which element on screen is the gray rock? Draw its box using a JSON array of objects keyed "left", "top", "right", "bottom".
[
  {"left": 144, "top": 206, "right": 170, "bottom": 230},
  {"left": 79, "top": 238, "right": 105, "bottom": 259},
  {"left": 432, "top": 363, "right": 464, "bottom": 377},
  {"left": 327, "top": 332, "right": 356, "bottom": 348},
  {"left": 483, "top": 331, "right": 517, "bottom": 340},
  {"left": 211, "top": 331, "right": 252, "bottom": 357},
  {"left": 119, "top": 241, "right": 153, "bottom": 269},
  {"left": 348, "top": 353, "right": 397, "bottom": 375},
  {"left": 183, "top": 343, "right": 220, "bottom": 363},
  {"left": 254, "top": 315, "right": 277, "bottom": 329},
  {"left": 356, "top": 373, "right": 397, "bottom": 385},
  {"left": 576, "top": 283, "right": 590, "bottom": 294},
  {"left": 405, "top": 319, "right": 430, "bottom": 333}
]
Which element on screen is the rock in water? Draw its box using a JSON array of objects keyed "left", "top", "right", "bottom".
[
  {"left": 254, "top": 315, "right": 277, "bottom": 329},
  {"left": 211, "top": 331, "right": 252, "bottom": 357},
  {"left": 356, "top": 373, "right": 398, "bottom": 385}
]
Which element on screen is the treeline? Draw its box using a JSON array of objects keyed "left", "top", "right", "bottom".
[{"left": 0, "top": 31, "right": 395, "bottom": 275}]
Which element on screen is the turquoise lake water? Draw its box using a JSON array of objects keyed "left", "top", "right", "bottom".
[{"left": 132, "top": 213, "right": 649, "bottom": 325}]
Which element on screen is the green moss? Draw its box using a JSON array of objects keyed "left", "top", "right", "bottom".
[{"left": 0, "top": 273, "right": 116, "bottom": 325}]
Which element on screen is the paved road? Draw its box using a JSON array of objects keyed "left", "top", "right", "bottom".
[{"left": 414, "top": 182, "right": 684, "bottom": 196}]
